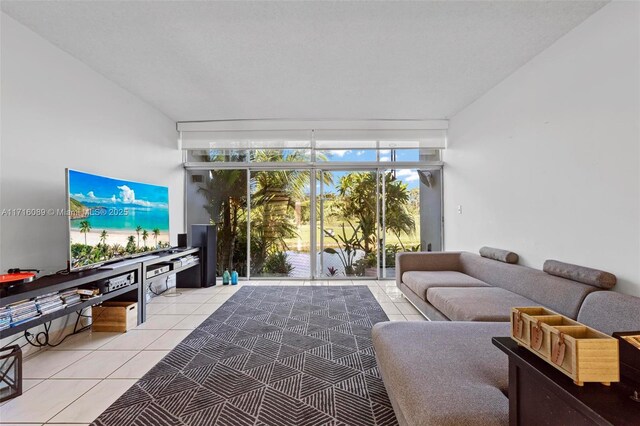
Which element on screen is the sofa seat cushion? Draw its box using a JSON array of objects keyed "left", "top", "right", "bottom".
[
  {"left": 372, "top": 321, "right": 510, "bottom": 426},
  {"left": 427, "top": 287, "right": 538, "bottom": 321},
  {"left": 402, "top": 271, "right": 489, "bottom": 300}
]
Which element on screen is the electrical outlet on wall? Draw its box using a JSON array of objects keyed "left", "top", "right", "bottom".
[{"left": 457, "top": 205, "right": 463, "bottom": 214}]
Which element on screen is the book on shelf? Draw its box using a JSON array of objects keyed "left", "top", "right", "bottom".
[
  {"left": 60, "top": 288, "right": 79, "bottom": 297},
  {"left": 9, "top": 306, "right": 38, "bottom": 318},
  {"left": 40, "top": 304, "right": 66, "bottom": 315},
  {"left": 37, "top": 298, "right": 63, "bottom": 306},
  {"left": 37, "top": 296, "right": 63, "bottom": 303},
  {"left": 35, "top": 297, "right": 63, "bottom": 307},
  {"left": 35, "top": 293, "right": 60, "bottom": 300},
  {"left": 8, "top": 300, "right": 37, "bottom": 310},
  {"left": 60, "top": 290, "right": 81, "bottom": 305},
  {"left": 9, "top": 310, "right": 38, "bottom": 320},
  {"left": 8, "top": 301, "right": 37, "bottom": 309},
  {"left": 10, "top": 309, "right": 39, "bottom": 319},
  {"left": 10, "top": 314, "right": 42, "bottom": 327}
]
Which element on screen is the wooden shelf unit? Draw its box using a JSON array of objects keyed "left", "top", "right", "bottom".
[
  {"left": 0, "top": 247, "right": 202, "bottom": 340},
  {"left": 0, "top": 263, "right": 142, "bottom": 340}
]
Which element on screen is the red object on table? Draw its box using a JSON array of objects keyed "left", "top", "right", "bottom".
[{"left": 0, "top": 272, "right": 36, "bottom": 285}]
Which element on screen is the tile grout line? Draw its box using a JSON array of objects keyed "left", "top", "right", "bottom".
[
  {"left": 23, "top": 347, "right": 96, "bottom": 382},
  {"left": 44, "top": 378, "right": 100, "bottom": 424},
  {"left": 18, "top": 319, "right": 173, "bottom": 423},
  {"left": 44, "top": 348, "right": 142, "bottom": 424}
]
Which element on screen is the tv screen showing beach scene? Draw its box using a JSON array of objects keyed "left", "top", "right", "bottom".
[{"left": 67, "top": 169, "right": 170, "bottom": 270}]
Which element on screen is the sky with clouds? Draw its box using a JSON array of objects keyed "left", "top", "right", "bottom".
[
  {"left": 324, "top": 148, "right": 419, "bottom": 163},
  {"left": 68, "top": 169, "right": 169, "bottom": 208},
  {"left": 320, "top": 149, "right": 421, "bottom": 191}
]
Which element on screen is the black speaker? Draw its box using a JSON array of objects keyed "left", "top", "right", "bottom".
[
  {"left": 190, "top": 224, "right": 217, "bottom": 287},
  {"left": 177, "top": 233, "right": 187, "bottom": 248}
]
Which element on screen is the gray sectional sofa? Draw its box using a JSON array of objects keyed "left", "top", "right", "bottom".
[
  {"left": 396, "top": 251, "right": 614, "bottom": 321},
  {"left": 373, "top": 250, "right": 640, "bottom": 425},
  {"left": 372, "top": 291, "right": 640, "bottom": 426}
]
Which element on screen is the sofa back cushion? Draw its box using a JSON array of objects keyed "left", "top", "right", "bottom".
[
  {"left": 577, "top": 291, "right": 640, "bottom": 335},
  {"left": 479, "top": 246, "right": 519, "bottom": 264},
  {"left": 459, "top": 253, "right": 599, "bottom": 319},
  {"left": 543, "top": 260, "right": 616, "bottom": 289}
]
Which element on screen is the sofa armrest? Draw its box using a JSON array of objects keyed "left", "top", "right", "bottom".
[{"left": 396, "top": 252, "right": 463, "bottom": 285}]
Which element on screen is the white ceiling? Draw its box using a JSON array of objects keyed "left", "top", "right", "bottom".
[{"left": 1, "top": 1, "right": 607, "bottom": 122}]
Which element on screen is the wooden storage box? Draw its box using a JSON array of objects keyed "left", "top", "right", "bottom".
[
  {"left": 92, "top": 301, "right": 137, "bottom": 332},
  {"left": 511, "top": 306, "right": 619, "bottom": 386}
]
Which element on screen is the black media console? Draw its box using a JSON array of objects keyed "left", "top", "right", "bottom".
[
  {"left": 139, "top": 247, "right": 202, "bottom": 319},
  {"left": 0, "top": 247, "right": 202, "bottom": 340}
]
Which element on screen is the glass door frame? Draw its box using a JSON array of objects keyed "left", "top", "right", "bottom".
[
  {"left": 316, "top": 167, "right": 381, "bottom": 281},
  {"left": 246, "top": 165, "right": 314, "bottom": 281}
]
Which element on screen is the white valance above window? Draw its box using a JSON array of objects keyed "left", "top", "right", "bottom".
[
  {"left": 314, "top": 129, "right": 446, "bottom": 149},
  {"left": 178, "top": 120, "right": 447, "bottom": 150},
  {"left": 180, "top": 131, "right": 312, "bottom": 150}
]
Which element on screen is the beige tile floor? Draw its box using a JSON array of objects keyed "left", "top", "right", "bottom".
[{"left": 0, "top": 280, "right": 425, "bottom": 425}]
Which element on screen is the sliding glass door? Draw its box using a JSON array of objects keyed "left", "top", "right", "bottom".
[
  {"left": 249, "top": 169, "right": 311, "bottom": 278},
  {"left": 317, "top": 170, "right": 379, "bottom": 278}
]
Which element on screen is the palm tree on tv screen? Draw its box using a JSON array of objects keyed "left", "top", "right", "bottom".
[
  {"left": 142, "top": 229, "right": 149, "bottom": 248},
  {"left": 99, "top": 230, "right": 108, "bottom": 246},
  {"left": 79, "top": 220, "right": 91, "bottom": 245},
  {"left": 152, "top": 228, "right": 160, "bottom": 248},
  {"left": 135, "top": 225, "right": 142, "bottom": 248},
  {"left": 126, "top": 235, "right": 136, "bottom": 253}
]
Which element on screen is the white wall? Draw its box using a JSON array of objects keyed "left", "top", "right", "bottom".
[
  {"left": 1, "top": 13, "right": 183, "bottom": 273},
  {"left": 0, "top": 13, "right": 183, "bottom": 353},
  {"left": 444, "top": 2, "right": 640, "bottom": 296}
]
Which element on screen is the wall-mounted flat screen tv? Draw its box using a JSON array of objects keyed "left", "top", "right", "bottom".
[{"left": 67, "top": 169, "right": 170, "bottom": 270}]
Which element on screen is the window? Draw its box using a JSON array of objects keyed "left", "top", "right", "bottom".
[
  {"left": 183, "top": 125, "right": 445, "bottom": 279},
  {"left": 316, "top": 149, "right": 378, "bottom": 162}
]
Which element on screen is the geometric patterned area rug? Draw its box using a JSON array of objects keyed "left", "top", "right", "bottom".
[{"left": 92, "top": 286, "right": 399, "bottom": 426}]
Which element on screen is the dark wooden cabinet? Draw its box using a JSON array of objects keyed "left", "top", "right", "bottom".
[
  {"left": 493, "top": 337, "right": 640, "bottom": 426},
  {"left": 0, "top": 263, "right": 144, "bottom": 338}
]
